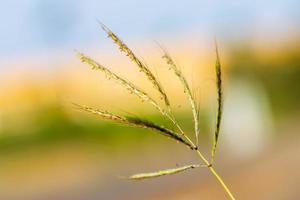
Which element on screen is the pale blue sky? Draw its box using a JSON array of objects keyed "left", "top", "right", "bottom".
[{"left": 0, "top": 0, "right": 299, "bottom": 60}]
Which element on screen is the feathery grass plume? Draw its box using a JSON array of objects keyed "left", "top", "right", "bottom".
[
  {"left": 74, "top": 104, "right": 194, "bottom": 149},
  {"left": 128, "top": 164, "right": 199, "bottom": 180},
  {"left": 77, "top": 52, "right": 165, "bottom": 114},
  {"left": 211, "top": 42, "right": 223, "bottom": 164},
  {"left": 161, "top": 48, "right": 200, "bottom": 146},
  {"left": 98, "top": 22, "right": 170, "bottom": 108}
]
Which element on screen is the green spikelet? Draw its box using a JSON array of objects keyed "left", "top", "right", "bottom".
[
  {"left": 211, "top": 42, "right": 223, "bottom": 164},
  {"left": 128, "top": 164, "right": 199, "bottom": 180}
]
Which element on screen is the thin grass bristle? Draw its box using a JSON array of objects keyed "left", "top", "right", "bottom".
[
  {"left": 128, "top": 164, "right": 200, "bottom": 180},
  {"left": 98, "top": 22, "right": 170, "bottom": 108},
  {"left": 211, "top": 42, "right": 223, "bottom": 164},
  {"left": 161, "top": 49, "right": 200, "bottom": 146},
  {"left": 74, "top": 104, "right": 194, "bottom": 149}
]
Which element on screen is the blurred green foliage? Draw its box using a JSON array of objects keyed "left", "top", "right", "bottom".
[
  {"left": 0, "top": 103, "right": 212, "bottom": 154},
  {"left": 229, "top": 45, "right": 300, "bottom": 118}
]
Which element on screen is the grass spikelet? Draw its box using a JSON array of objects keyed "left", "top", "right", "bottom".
[
  {"left": 98, "top": 22, "right": 170, "bottom": 108},
  {"left": 211, "top": 42, "right": 223, "bottom": 164},
  {"left": 77, "top": 52, "right": 165, "bottom": 114},
  {"left": 74, "top": 104, "right": 194, "bottom": 149},
  {"left": 161, "top": 49, "right": 200, "bottom": 146},
  {"left": 128, "top": 164, "right": 200, "bottom": 180}
]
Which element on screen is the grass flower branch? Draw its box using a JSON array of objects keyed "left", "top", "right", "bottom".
[
  {"left": 98, "top": 22, "right": 170, "bottom": 109},
  {"left": 128, "top": 164, "right": 200, "bottom": 180},
  {"left": 74, "top": 104, "right": 194, "bottom": 149},
  {"left": 211, "top": 42, "right": 223, "bottom": 164},
  {"left": 161, "top": 48, "right": 200, "bottom": 146}
]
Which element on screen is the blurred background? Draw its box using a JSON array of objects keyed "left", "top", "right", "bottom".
[{"left": 1, "top": 0, "right": 300, "bottom": 199}]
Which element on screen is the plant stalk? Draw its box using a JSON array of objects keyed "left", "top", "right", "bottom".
[
  {"left": 195, "top": 149, "right": 236, "bottom": 200},
  {"left": 164, "top": 111, "right": 236, "bottom": 199},
  {"left": 208, "top": 167, "right": 236, "bottom": 200}
]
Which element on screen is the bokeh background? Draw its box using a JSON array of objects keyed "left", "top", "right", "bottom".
[{"left": 1, "top": 1, "right": 300, "bottom": 199}]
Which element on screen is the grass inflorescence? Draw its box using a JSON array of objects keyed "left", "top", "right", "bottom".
[{"left": 75, "top": 24, "right": 236, "bottom": 200}]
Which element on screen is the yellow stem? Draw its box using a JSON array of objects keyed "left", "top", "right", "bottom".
[
  {"left": 196, "top": 150, "right": 236, "bottom": 200},
  {"left": 209, "top": 167, "right": 236, "bottom": 200},
  {"left": 164, "top": 110, "right": 235, "bottom": 199}
]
